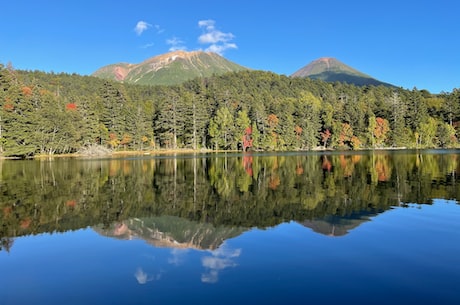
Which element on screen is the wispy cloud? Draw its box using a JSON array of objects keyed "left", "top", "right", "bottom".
[
  {"left": 134, "top": 21, "right": 152, "bottom": 36},
  {"left": 198, "top": 20, "right": 237, "bottom": 55},
  {"left": 166, "top": 36, "right": 187, "bottom": 52},
  {"left": 140, "top": 42, "right": 155, "bottom": 49},
  {"left": 154, "top": 24, "right": 165, "bottom": 34}
]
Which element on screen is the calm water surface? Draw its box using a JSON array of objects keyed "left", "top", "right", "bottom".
[{"left": 0, "top": 150, "right": 459, "bottom": 304}]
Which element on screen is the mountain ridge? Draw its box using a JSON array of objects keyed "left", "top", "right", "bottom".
[
  {"left": 92, "top": 51, "right": 396, "bottom": 88},
  {"left": 92, "top": 50, "right": 249, "bottom": 86}
]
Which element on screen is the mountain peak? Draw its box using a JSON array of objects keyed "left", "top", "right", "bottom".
[
  {"left": 292, "top": 57, "right": 369, "bottom": 78},
  {"left": 291, "top": 57, "right": 393, "bottom": 87},
  {"left": 92, "top": 50, "right": 247, "bottom": 86}
]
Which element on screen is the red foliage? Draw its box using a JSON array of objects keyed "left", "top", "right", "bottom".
[
  {"left": 322, "top": 157, "right": 332, "bottom": 172},
  {"left": 242, "top": 126, "right": 253, "bottom": 151},
  {"left": 243, "top": 155, "right": 253, "bottom": 176},
  {"left": 66, "top": 200, "right": 77, "bottom": 207},
  {"left": 66, "top": 103, "right": 77, "bottom": 111},
  {"left": 320, "top": 129, "right": 331, "bottom": 146}
]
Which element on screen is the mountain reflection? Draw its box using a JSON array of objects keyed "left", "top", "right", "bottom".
[
  {"left": 94, "top": 216, "right": 246, "bottom": 250},
  {"left": 1, "top": 150, "right": 459, "bottom": 252}
]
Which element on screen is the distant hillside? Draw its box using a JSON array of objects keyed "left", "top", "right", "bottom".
[
  {"left": 291, "top": 57, "right": 394, "bottom": 87},
  {"left": 92, "top": 50, "right": 249, "bottom": 86}
]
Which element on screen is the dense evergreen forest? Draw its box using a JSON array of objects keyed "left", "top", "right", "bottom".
[{"left": 1, "top": 63, "right": 459, "bottom": 157}]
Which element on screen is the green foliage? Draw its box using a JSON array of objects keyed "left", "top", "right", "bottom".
[{"left": 0, "top": 64, "right": 459, "bottom": 158}]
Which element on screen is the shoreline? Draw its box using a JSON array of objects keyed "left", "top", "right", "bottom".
[{"left": 1, "top": 146, "right": 458, "bottom": 160}]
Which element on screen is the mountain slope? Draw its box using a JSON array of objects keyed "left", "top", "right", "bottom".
[
  {"left": 92, "top": 50, "right": 248, "bottom": 86},
  {"left": 291, "top": 57, "right": 394, "bottom": 87}
]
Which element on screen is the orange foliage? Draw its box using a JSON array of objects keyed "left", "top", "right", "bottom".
[
  {"left": 120, "top": 134, "right": 132, "bottom": 146},
  {"left": 295, "top": 165, "right": 304, "bottom": 175},
  {"left": 268, "top": 175, "right": 280, "bottom": 190},
  {"left": 108, "top": 133, "right": 120, "bottom": 148},
  {"left": 374, "top": 117, "right": 390, "bottom": 145},
  {"left": 294, "top": 125, "right": 303, "bottom": 139},
  {"left": 20, "top": 218, "right": 31, "bottom": 229},
  {"left": 22, "top": 86, "right": 32, "bottom": 96},
  {"left": 375, "top": 158, "right": 390, "bottom": 182},
  {"left": 267, "top": 114, "right": 279, "bottom": 128},
  {"left": 3, "top": 103, "right": 14, "bottom": 111},
  {"left": 339, "top": 123, "right": 354, "bottom": 147},
  {"left": 351, "top": 155, "right": 361, "bottom": 164},
  {"left": 109, "top": 160, "right": 121, "bottom": 177},
  {"left": 2, "top": 206, "right": 12, "bottom": 216},
  {"left": 123, "top": 160, "right": 132, "bottom": 175},
  {"left": 339, "top": 155, "right": 354, "bottom": 177},
  {"left": 351, "top": 136, "right": 361, "bottom": 149}
]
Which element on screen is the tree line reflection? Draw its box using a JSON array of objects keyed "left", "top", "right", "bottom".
[{"left": 1, "top": 150, "right": 459, "bottom": 252}]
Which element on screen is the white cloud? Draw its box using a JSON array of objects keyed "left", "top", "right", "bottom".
[
  {"left": 134, "top": 21, "right": 152, "bottom": 36},
  {"left": 166, "top": 36, "right": 187, "bottom": 52},
  {"left": 205, "top": 43, "right": 237, "bottom": 54},
  {"left": 198, "top": 19, "right": 237, "bottom": 55}
]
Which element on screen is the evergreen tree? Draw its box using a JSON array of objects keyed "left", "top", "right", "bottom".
[{"left": 209, "top": 106, "right": 235, "bottom": 150}]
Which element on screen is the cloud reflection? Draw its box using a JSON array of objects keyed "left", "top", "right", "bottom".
[
  {"left": 201, "top": 244, "right": 241, "bottom": 283},
  {"left": 168, "top": 248, "right": 189, "bottom": 266},
  {"left": 134, "top": 267, "right": 161, "bottom": 285}
]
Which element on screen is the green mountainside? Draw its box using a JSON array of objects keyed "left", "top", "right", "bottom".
[
  {"left": 291, "top": 57, "right": 395, "bottom": 87},
  {"left": 93, "top": 52, "right": 394, "bottom": 87},
  {"left": 92, "top": 50, "right": 249, "bottom": 86}
]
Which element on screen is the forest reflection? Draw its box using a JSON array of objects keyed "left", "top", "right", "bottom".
[{"left": 1, "top": 150, "right": 459, "bottom": 252}]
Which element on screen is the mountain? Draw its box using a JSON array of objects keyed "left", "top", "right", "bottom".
[
  {"left": 291, "top": 57, "right": 394, "bottom": 87},
  {"left": 92, "top": 50, "right": 249, "bottom": 86}
]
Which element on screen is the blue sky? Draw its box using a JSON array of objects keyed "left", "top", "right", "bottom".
[{"left": 1, "top": 0, "right": 458, "bottom": 93}]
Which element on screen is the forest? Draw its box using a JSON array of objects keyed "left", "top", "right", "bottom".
[{"left": 1, "top": 63, "right": 459, "bottom": 158}]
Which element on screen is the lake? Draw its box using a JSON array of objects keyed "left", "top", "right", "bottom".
[{"left": 1, "top": 150, "right": 459, "bottom": 305}]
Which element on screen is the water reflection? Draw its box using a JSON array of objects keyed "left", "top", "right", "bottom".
[
  {"left": 1, "top": 149, "right": 459, "bottom": 304},
  {"left": 0, "top": 150, "right": 459, "bottom": 252},
  {"left": 201, "top": 244, "right": 241, "bottom": 284},
  {"left": 134, "top": 268, "right": 156, "bottom": 284}
]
